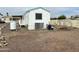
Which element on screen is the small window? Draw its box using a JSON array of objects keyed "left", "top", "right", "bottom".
[{"left": 36, "top": 13, "right": 42, "bottom": 19}]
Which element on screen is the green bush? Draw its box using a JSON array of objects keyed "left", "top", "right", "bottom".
[{"left": 58, "top": 15, "right": 66, "bottom": 20}]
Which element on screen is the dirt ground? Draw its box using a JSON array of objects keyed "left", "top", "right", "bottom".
[{"left": 1, "top": 24, "right": 79, "bottom": 52}]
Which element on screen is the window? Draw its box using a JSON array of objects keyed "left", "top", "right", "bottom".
[{"left": 36, "top": 13, "right": 42, "bottom": 19}]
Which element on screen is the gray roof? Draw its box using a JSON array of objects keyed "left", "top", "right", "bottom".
[{"left": 24, "top": 7, "right": 50, "bottom": 15}]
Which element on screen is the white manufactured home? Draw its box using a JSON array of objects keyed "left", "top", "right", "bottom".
[{"left": 19, "top": 7, "right": 50, "bottom": 30}]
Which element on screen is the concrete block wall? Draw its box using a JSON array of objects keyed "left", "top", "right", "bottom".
[{"left": 50, "top": 19, "right": 79, "bottom": 28}]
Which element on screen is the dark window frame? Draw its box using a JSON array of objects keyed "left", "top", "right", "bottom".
[{"left": 35, "top": 13, "right": 42, "bottom": 20}]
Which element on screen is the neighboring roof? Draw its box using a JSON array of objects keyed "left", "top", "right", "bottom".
[
  {"left": 0, "top": 13, "right": 3, "bottom": 16},
  {"left": 12, "top": 15, "right": 22, "bottom": 18},
  {"left": 3, "top": 16, "right": 22, "bottom": 20},
  {"left": 3, "top": 16, "right": 12, "bottom": 18},
  {"left": 12, "top": 15, "right": 22, "bottom": 19},
  {"left": 12, "top": 15, "right": 22, "bottom": 17},
  {"left": 24, "top": 7, "right": 50, "bottom": 15}
]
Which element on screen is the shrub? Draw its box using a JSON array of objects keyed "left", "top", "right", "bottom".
[{"left": 58, "top": 15, "right": 66, "bottom": 20}]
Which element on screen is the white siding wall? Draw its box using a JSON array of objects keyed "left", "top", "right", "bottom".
[
  {"left": 28, "top": 9, "right": 50, "bottom": 30},
  {"left": 19, "top": 13, "right": 29, "bottom": 26},
  {"left": 24, "top": 13, "right": 29, "bottom": 26}
]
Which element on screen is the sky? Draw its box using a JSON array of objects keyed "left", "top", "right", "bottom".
[{"left": 0, "top": 7, "right": 79, "bottom": 18}]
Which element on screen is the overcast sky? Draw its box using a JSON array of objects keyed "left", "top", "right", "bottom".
[{"left": 0, "top": 7, "right": 79, "bottom": 18}]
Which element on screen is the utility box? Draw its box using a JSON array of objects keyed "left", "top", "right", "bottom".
[{"left": 10, "top": 20, "right": 16, "bottom": 30}]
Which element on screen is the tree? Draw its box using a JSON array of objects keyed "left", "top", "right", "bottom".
[
  {"left": 0, "top": 13, "right": 3, "bottom": 16},
  {"left": 58, "top": 15, "right": 66, "bottom": 19},
  {"left": 6, "top": 12, "right": 9, "bottom": 16}
]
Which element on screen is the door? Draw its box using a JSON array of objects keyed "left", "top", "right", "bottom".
[{"left": 35, "top": 23, "right": 44, "bottom": 29}]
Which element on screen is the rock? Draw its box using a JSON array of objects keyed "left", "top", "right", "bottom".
[
  {"left": 0, "top": 35, "right": 8, "bottom": 47},
  {"left": 3, "top": 43, "right": 8, "bottom": 46},
  {"left": 0, "top": 43, "right": 3, "bottom": 47},
  {"left": 1, "top": 41, "right": 7, "bottom": 43}
]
